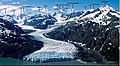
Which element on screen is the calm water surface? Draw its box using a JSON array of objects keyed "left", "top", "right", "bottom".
[{"left": 0, "top": 58, "right": 118, "bottom": 66}]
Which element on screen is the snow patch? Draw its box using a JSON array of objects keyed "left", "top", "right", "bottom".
[{"left": 109, "top": 12, "right": 120, "bottom": 18}]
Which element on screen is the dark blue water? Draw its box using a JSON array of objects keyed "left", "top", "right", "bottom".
[
  {"left": 0, "top": 58, "right": 84, "bottom": 65},
  {"left": 0, "top": 58, "right": 118, "bottom": 66}
]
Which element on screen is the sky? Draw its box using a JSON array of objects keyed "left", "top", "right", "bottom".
[
  {"left": 0, "top": 0, "right": 119, "bottom": 16},
  {"left": 0, "top": 0, "right": 119, "bottom": 10}
]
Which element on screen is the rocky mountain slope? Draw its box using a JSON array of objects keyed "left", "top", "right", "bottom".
[
  {"left": 46, "top": 5, "right": 120, "bottom": 63},
  {"left": 0, "top": 18, "right": 43, "bottom": 59}
]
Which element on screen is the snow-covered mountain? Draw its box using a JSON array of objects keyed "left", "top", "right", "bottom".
[
  {"left": 46, "top": 5, "right": 120, "bottom": 63},
  {"left": 0, "top": 4, "right": 83, "bottom": 29},
  {"left": 25, "top": 14, "right": 57, "bottom": 29},
  {"left": 0, "top": 18, "right": 24, "bottom": 34},
  {"left": 53, "top": 10, "right": 82, "bottom": 21},
  {"left": 79, "top": 5, "right": 120, "bottom": 25},
  {"left": 1, "top": 15, "right": 17, "bottom": 24},
  {"left": 24, "top": 9, "right": 83, "bottom": 29}
]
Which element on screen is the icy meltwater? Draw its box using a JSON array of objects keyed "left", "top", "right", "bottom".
[{"left": 19, "top": 23, "right": 77, "bottom": 63}]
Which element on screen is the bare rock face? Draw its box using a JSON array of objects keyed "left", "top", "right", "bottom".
[{"left": 0, "top": 18, "right": 43, "bottom": 59}]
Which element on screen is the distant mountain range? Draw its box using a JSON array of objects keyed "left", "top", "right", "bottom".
[{"left": 0, "top": 7, "right": 83, "bottom": 29}]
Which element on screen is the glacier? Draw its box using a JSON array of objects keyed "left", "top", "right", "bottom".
[{"left": 21, "top": 19, "right": 77, "bottom": 62}]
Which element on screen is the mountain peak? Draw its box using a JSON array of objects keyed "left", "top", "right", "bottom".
[{"left": 99, "top": 5, "right": 115, "bottom": 12}]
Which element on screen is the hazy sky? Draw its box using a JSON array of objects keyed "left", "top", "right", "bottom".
[{"left": 0, "top": 0, "right": 119, "bottom": 10}]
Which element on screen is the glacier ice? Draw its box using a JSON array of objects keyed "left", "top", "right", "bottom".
[
  {"left": 23, "top": 52, "right": 75, "bottom": 62},
  {"left": 21, "top": 24, "right": 77, "bottom": 62}
]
